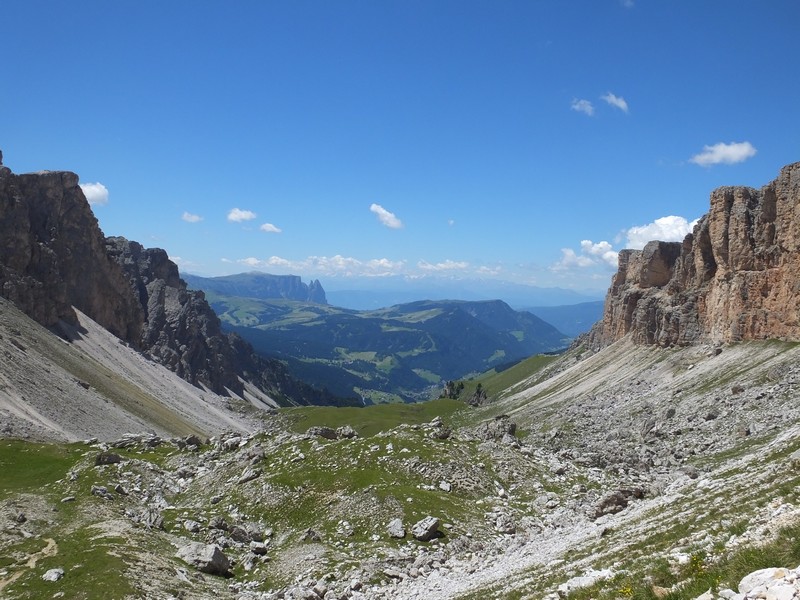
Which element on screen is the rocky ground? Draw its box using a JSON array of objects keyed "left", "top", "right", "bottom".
[{"left": 2, "top": 336, "right": 800, "bottom": 599}]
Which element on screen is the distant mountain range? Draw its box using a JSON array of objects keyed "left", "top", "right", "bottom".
[
  {"left": 194, "top": 290, "right": 570, "bottom": 403},
  {"left": 184, "top": 272, "right": 327, "bottom": 304},
  {"left": 525, "top": 301, "right": 604, "bottom": 338},
  {"left": 182, "top": 272, "right": 603, "bottom": 312},
  {"left": 322, "top": 276, "right": 603, "bottom": 310}
]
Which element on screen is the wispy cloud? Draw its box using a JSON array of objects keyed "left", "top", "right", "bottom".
[
  {"left": 259, "top": 222, "right": 282, "bottom": 233},
  {"left": 370, "top": 203, "right": 403, "bottom": 229},
  {"left": 417, "top": 259, "right": 470, "bottom": 272},
  {"left": 80, "top": 182, "right": 109, "bottom": 206},
  {"left": 601, "top": 92, "right": 629, "bottom": 113},
  {"left": 227, "top": 208, "right": 257, "bottom": 222},
  {"left": 689, "top": 141, "right": 757, "bottom": 166},
  {"left": 620, "top": 0, "right": 635, "bottom": 8},
  {"left": 182, "top": 211, "right": 203, "bottom": 223},
  {"left": 237, "top": 255, "right": 407, "bottom": 277},
  {"left": 570, "top": 98, "right": 595, "bottom": 116},
  {"left": 169, "top": 255, "right": 199, "bottom": 270},
  {"left": 624, "top": 215, "right": 698, "bottom": 249},
  {"left": 552, "top": 248, "right": 596, "bottom": 271}
]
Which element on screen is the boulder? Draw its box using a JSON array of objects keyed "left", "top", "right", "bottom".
[
  {"left": 411, "top": 516, "right": 441, "bottom": 541},
  {"left": 94, "top": 452, "right": 123, "bottom": 466},
  {"left": 176, "top": 542, "right": 231, "bottom": 576},
  {"left": 336, "top": 425, "right": 358, "bottom": 439},
  {"left": 42, "top": 568, "right": 64, "bottom": 582},
  {"left": 387, "top": 518, "right": 406, "bottom": 539},
  {"left": 307, "top": 426, "right": 338, "bottom": 440}
]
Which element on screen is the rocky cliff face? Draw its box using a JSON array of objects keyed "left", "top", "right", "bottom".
[
  {"left": 592, "top": 161, "right": 800, "bottom": 347},
  {"left": 105, "top": 237, "right": 247, "bottom": 395},
  {"left": 0, "top": 156, "right": 345, "bottom": 405},
  {"left": 0, "top": 163, "right": 143, "bottom": 341}
]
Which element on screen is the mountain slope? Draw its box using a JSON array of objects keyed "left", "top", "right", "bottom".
[
  {"left": 0, "top": 296, "right": 263, "bottom": 441},
  {"left": 204, "top": 295, "right": 569, "bottom": 401}
]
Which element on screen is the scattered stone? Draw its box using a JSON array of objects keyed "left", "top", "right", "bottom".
[
  {"left": 387, "top": 518, "right": 406, "bottom": 539},
  {"left": 94, "top": 452, "right": 122, "bottom": 466},
  {"left": 237, "top": 466, "right": 262, "bottom": 485},
  {"left": 250, "top": 541, "right": 269, "bottom": 555},
  {"left": 42, "top": 568, "right": 65, "bottom": 582},
  {"left": 184, "top": 519, "right": 202, "bottom": 533},
  {"left": 91, "top": 485, "right": 114, "bottom": 500},
  {"left": 411, "top": 516, "right": 441, "bottom": 541},
  {"left": 337, "top": 425, "right": 359, "bottom": 438},
  {"left": 307, "top": 426, "right": 338, "bottom": 440},
  {"left": 176, "top": 542, "right": 231, "bottom": 576}
]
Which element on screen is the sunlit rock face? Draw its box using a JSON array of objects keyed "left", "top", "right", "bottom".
[{"left": 591, "top": 161, "right": 800, "bottom": 347}]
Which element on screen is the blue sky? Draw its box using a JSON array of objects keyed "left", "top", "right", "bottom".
[{"left": 2, "top": 1, "right": 798, "bottom": 295}]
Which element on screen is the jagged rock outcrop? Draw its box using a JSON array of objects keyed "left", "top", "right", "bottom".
[
  {"left": 105, "top": 237, "right": 249, "bottom": 395},
  {"left": 183, "top": 272, "right": 328, "bottom": 304},
  {"left": 0, "top": 164, "right": 143, "bottom": 341},
  {"left": 0, "top": 156, "right": 347, "bottom": 406},
  {"left": 592, "top": 161, "right": 800, "bottom": 347}
]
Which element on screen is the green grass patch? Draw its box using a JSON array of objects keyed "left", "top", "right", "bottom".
[
  {"left": 0, "top": 440, "right": 80, "bottom": 500},
  {"left": 283, "top": 398, "right": 467, "bottom": 437}
]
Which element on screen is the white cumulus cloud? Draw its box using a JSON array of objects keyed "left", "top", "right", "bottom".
[
  {"left": 601, "top": 92, "right": 629, "bottom": 113},
  {"left": 370, "top": 203, "right": 403, "bottom": 229},
  {"left": 552, "top": 239, "right": 619, "bottom": 272},
  {"left": 227, "top": 208, "right": 257, "bottom": 222},
  {"left": 570, "top": 98, "right": 595, "bottom": 116},
  {"left": 182, "top": 211, "right": 203, "bottom": 223},
  {"left": 80, "top": 182, "right": 109, "bottom": 206},
  {"left": 259, "top": 222, "right": 282, "bottom": 233},
  {"left": 624, "top": 215, "right": 698, "bottom": 249},
  {"left": 580, "top": 240, "right": 619, "bottom": 267},
  {"left": 689, "top": 141, "right": 757, "bottom": 166}
]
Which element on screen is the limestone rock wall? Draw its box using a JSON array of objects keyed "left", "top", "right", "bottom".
[
  {"left": 0, "top": 158, "right": 346, "bottom": 405},
  {"left": 0, "top": 166, "right": 143, "bottom": 342},
  {"left": 592, "top": 161, "right": 800, "bottom": 346}
]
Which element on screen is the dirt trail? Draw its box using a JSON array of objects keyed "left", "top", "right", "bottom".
[{"left": 0, "top": 537, "right": 58, "bottom": 592}]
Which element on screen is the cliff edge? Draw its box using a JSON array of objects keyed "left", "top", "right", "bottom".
[
  {"left": 0, "top": 156, "right": 349, "bottom": 406},
  {"left": 591, "top": 161, "right": 800, "bottom": 347}
]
